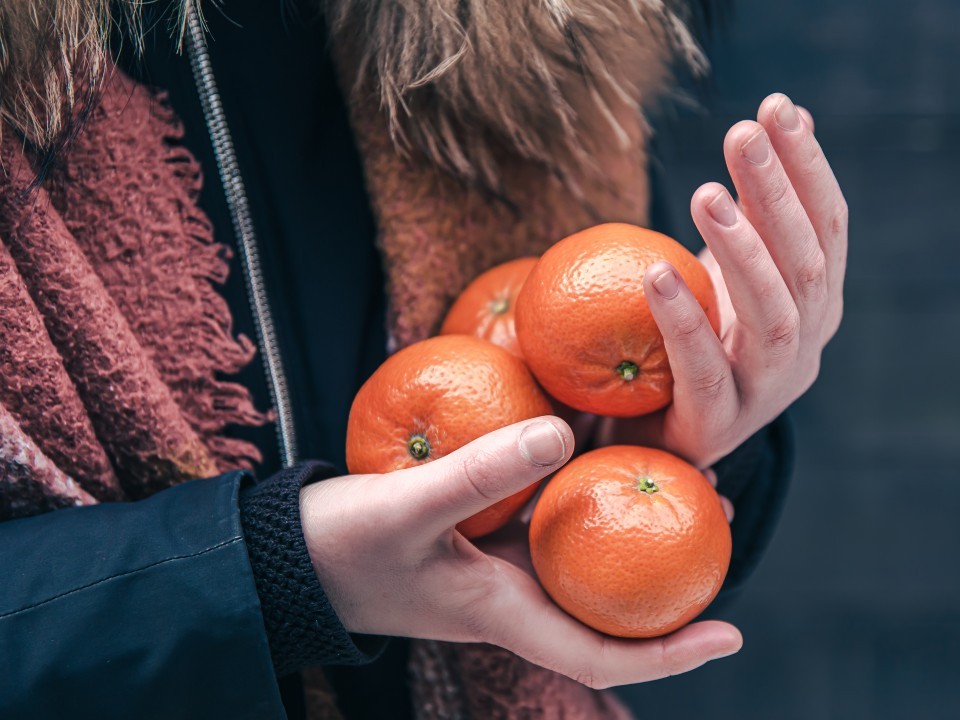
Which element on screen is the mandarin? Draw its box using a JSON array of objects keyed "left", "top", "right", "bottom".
[
  {"left": 346, "top": 335, "right": 552, "bottom": 538},
  {"left": 530, "top": 445, "right": 731, "bottom": 638},
  {"left": 515, "top": 223, "right": 720, "bottom": 417},
  {"left": 441, "top": 258, "right": 539, "bottom": 358}
]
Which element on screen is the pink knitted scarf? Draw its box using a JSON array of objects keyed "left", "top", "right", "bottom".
[{"left": 0, "top": 72, "right": 267, "bottom": 518}]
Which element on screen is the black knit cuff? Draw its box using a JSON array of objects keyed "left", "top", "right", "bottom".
[
  {"left": 714, "top": 414, "right": 795, "bottom": 592},
  {"left": 239, "top": 461, "right": 386, "bottom": 676}
]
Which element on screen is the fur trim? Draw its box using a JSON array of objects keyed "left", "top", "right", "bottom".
[{"left": 328, "top": 0, "right": 705, "bottom": 192}]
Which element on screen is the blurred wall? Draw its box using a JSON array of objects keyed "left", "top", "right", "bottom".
[{"left": 617, "top": 1, "right": 960, "bottom": 718}]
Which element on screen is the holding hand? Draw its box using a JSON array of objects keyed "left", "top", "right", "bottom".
[
  {"left": 600, "top": 94, "right": 847, "bottom": 468},
  {"left": 301, "top": 417, "right": 742, "bottom": 688}
]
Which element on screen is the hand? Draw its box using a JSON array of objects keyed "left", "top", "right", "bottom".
[
  {"left": 598, "top": 94, "right": 846, "bottom": 469},
  {"left": 300, "top": 417, "right": 743, "bottom": 688}
]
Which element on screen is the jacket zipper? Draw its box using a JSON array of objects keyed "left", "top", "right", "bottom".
[{"left": 185, "top": 6, "right": 299, "bottom": 468}]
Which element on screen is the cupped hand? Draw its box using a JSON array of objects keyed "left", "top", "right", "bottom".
[
  {"left": 300, "top": 417, "right": 742, "bottom": 688},
  {"left": 599, "top": 94, "right": 846, "bottom": 469}
]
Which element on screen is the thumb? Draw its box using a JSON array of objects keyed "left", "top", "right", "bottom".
[{"left": 403, "top": 417, "right": 573, "bottom": 536}]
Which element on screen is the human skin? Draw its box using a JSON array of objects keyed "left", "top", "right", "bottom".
[
  {"left": 301, "top": 417, "right": 742, "bottom": 690},
  {"left": 301, "top": 94, "right": 846, "bottom": 688},
  {"left": 598, "top": 95, "right": 845, "bottom": 470}
]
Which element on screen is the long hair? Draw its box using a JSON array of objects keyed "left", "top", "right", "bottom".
[{"left": 0, "top": 1, "right": 189, "bottom": 167}]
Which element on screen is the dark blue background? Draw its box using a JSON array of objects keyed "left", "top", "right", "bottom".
[{"left": 617, "top": 1, "right": 960, "bottom": 718}]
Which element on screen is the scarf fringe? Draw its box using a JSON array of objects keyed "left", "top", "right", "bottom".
[
  {"left": 48, "top": 72, "right": 270, "bottom": 474},
  {"left": 142, "top": 98, "right": 272, "bottom": 472}
]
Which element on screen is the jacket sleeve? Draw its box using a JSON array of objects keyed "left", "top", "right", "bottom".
[
  {"left": 238, "top": 461, "right": 385, "bottom": 676},
  {"left": 0, "top": 470, "right": 345, "bottom": 719},
  {"left": 713, "top": 413, "right": 795, "bottom": 598}
]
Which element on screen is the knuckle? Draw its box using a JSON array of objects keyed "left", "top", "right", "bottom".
[
  {"left": 459, "top": 450, "right": 505, "bottom": 503},
  {"left": 738, "top": 238, "right": 770, "bottom": 276},
  {"left": 573, "top": 668, "right": 598, "bottom": 689},
  {"left": 762, "top": 310, "right": 801, "bottom": 358},
  {"left": 692, "top": 367, "right": 732, "bottom": 402},
  {"left": 759, "top": 174, "right": 793, "bottom": 214},
  {"left": 573, "top": 637, "right": 612, "bottom": 689},
  {"left": 573, "top": 665, "right": 609, "bottom": 690},
  {"left": 659, "top": 637, "right": 683, "bottom": 677},
  {"left": 757, "top": 277, "right": 784, "bottom": 303},
  {"left": 829, "top": 200, "right": 849, "bottom": 238},
  {"left": 794, "top": 253, "right": 827, "bottom": 302},
  {"left": 672, "top": 311, "right": 707, "bottom": 344}
]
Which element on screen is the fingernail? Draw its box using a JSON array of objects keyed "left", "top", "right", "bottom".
[
  {"left": 775, "top": 95, "right": 801, "bottom": 132},
  {"left": 711, "top": 643, "right": 742, "bottom": 661},
  {"left": 519, "top": 421, "right": 566, "bottom": 466},
  {"left": 797, "top": 106, "right": 815, "bottom": 132},
  {"left": 652, "top": 267, "right": 679, "bottom": 299},
  {"left": 741, "top": 130, "right": 770, "bottom": 165},
  {"left": 706, "top": 190, "right": 738, "bottom": 227}
]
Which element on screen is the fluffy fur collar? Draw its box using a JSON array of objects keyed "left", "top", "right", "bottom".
[
  {"left": 1, "top": 0, "right": 703, "bottom": 186},
  {"left": 327, "top": 0, "right": 705, "bottom": 190}
]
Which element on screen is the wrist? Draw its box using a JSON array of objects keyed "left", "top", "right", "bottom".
[
  {"left": 299, "top": 480, "right": 353, "bottom": 629},
  {"left": 241, "top": 462, "right": 379, "bottom": 673}
]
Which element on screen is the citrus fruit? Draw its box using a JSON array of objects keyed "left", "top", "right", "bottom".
[
  {"left": 514, "top": 223, "right": 720, "bottom": 417},
  {"left": 346, "top": 335, "right": 553, "bottom": 538},
  {"left": 440, "top": 257, "right": 538, "bottom": 358},
  {"left": 529, "top": 445, "right": 731, "bottom": 638},
  {"left": 441, "top": 257, "right": 585, "bottom": 428}
]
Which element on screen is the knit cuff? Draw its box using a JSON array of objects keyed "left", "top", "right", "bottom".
[{"left": 239, "top": 461, "right": 386, "bottom": 676}]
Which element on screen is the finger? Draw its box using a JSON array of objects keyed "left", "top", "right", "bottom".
[
  {"left": 796, "top": 105, "right": 815, "bottom": 133},
  {"left": 401, "top": 417, "right": 573, "bottom": 536},
  {"left": 485, "top": 562, "right": 742, "bottom": 688},
  {"left": 720, "top": 495, "right": 735, "bottom": 523},
  {"left": 724, "top": 120, "right": 828, "bottom": 333},
  {"left": 704, "top": 468, "right": 718, "bottom": 488},
  {"left": 702, "top": 470, "right": 732, "bottom": 520},
  {"left": 697, "top": 246, "right": 737, "bottom": 339},
  {"left": 643, "top": 261, "right": 738, "bottom": 420},
  {"left": 691, "top": 183, "right": 801, "bottom": 367},
  {"left": 757, "top": 94, "right": 846, "bottom": 339}
]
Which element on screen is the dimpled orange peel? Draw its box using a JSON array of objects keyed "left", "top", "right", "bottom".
[
  {"left": 530, "top": 445, "right": 731, "bottom": 637},
  {"left": 515, "top": 223, "right": 720, "bottom": 417},
  {"left": 346, "top": 335, "right": 553, "bottom": 538}
]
